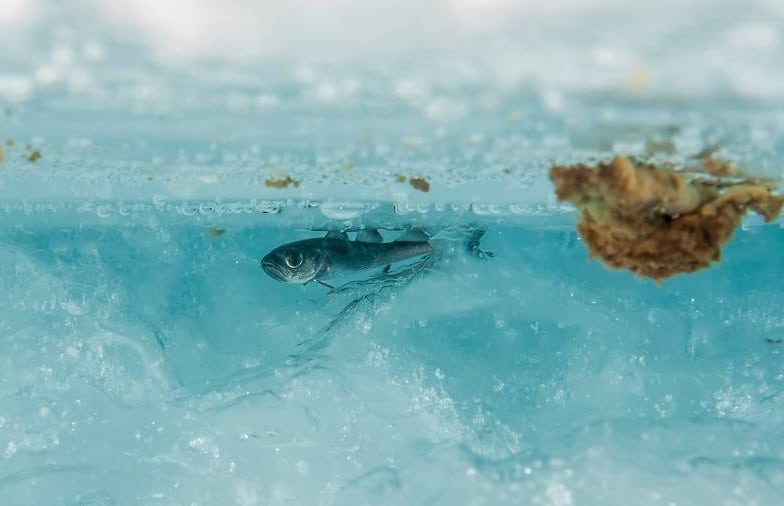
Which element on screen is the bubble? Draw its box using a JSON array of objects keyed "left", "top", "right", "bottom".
[
  {"left": 255, "top": 200, "right": 281, "bottom": 214},
  {"left": 470, "top": 203, "right": 501, "bottom": 216},
  {"left": 189, "top": 436, "right": 220, "bottom": 459},
  {"left": 320, "top": 201, "right": 367, "bottom": 220},
  {"left": 509, "top": 203, "right": 536, "bottom": 215},
  {"left": 178, "top": 204, "right": 198, "bottom": 216},
  {"left": 4, "top": 441, "right": 18, "bottom": 458},
  {"left": 394, "top": 202, "right": 415, "bottom": 215},
  {"left": 152, "top": 194, "right": 167, "bottom": 209}
]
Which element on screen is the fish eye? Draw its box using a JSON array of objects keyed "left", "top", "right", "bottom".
[{"left": 284, "top": 251, "right": 303, "bottom": 269}]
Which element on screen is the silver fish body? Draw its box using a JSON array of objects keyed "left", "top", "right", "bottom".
[{"left": 261, "top": 236, "right": 432, "bottom": 284}]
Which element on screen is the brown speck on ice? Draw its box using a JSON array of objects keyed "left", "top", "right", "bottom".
[
  {"left": 409, "top": 177, "right": 430, "bottom": 193},
  {"left": 207, "top": 227, "right": 226, "bottom": 237},
  {"left": 395, "top": 174, "right": 407, "bottom": 183},
  {"left": 625, "top": 64, "right": 650, "bottom": 92},
  {"left": 550, "top": 156, "right": 783, "bottom": 282},
  {"left": 701, "top": 157, "right": 738, "bottom": 177},
  {"left": 4, "top": 139, "right": 13, "bottom": 147},
  {"left": 0, "top": 148, "right": 4, "bottom": 164},
  {"left": 265, "top": 176, "right": 300, "bottom": 189},
  {"left": 27, "top": 149, "right": 41, "bottom": 162}
]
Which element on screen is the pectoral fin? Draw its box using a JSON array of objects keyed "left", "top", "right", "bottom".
[
  {"left": 325, "top": 230, "right": 349, "bottom": 241},
  {"left": 465, "top": 228, "right": 494, "bottom": 260},
  {"left": 316, "top": 279, "right": 336, "bottom": 290},
  {"left": 357, "top": 228, "right": 383, "bottom": 243}
]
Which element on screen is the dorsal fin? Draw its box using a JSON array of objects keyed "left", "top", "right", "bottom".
[
  {"left": 356, "top": 228, "right": 383, "bottom": 243},
  {"left": 395, "top": 229, "right": 429, "bottom": 242},
  {"left": 325, "top": 230, "right": 349, "bottom": 241}
]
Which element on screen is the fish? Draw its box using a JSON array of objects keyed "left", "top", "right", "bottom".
[{"left": 261, "top": 228, "right": 433, "bottom": 286}]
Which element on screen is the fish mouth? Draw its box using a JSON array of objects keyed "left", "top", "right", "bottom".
[{"left": 261, "top": 259, "right": 290, "bottom": 282}]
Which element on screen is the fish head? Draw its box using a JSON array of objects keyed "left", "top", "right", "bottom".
[{"left": 261, "top": 242, "right": 326, "bottom": 284}]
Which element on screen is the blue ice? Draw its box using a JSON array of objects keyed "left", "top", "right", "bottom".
[{"left": 2, "top": 1, "right": 784, "bottom": 505}]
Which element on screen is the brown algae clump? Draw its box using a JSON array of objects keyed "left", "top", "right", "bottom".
[
  {"left": 396, "top": 174, "right": 431, "bottom": 192},
  {"left": 264, "top": 176, "right": 300, "bottom": 189},
  {"left": 27, "top": 149, "right": 41, "bottom": 162},
  {"left": 408, "top": 177, "right": 430, "bottom": 192},
  {"left": 550, "top": 156, "right": 783, "bottom": 281}
]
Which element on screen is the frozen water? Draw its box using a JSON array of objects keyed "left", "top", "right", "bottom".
[
  {"left": 2, "top": 210, "right": 784, "bottom": 505},
  {"left": 2, "top": 1, "right": 784, "bottom": 505}
]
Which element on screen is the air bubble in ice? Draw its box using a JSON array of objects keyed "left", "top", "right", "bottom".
[
  {"left": 255, "top": 201, "right": 280, "bottom": 214},
  {"left": 394, "top": 202, "right": 415, "bottom": 215},
  {"left": 178, "top": 204, "right": 198, "bottom": 216},
  {"left": 509, "top": 204, "right": 533, "bottom": 215},
  {"left": 152, "top": 194, "right": 167, "bottom": 208},
  {"left": 320, "top": 201, "right": 367, "bottom": 220},
  {"left": 471, "top": 203, "right": 501, "bottom": 216}
]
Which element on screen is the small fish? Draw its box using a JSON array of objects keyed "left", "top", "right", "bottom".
[{"left": 261, "top": 229, "right": 432, "bottom": 286}]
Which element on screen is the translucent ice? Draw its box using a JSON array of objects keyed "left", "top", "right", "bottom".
[{"left": 2, "top": 1, "right": 784, "bottom": 505}]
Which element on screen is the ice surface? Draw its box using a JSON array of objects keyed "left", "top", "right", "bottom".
[
  {"left": 2, "top": 1, "right": 784, "bottom": 505},
  {"left": 2, "top": 0, "right": 784, "bottom": 204}
]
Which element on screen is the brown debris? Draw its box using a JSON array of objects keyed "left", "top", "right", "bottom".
[
  {"left": 686, "top": 145, "right": 740, "bottom": 176},
  {"left": 264, "top": 176, "right": 300, "bottom": 189},
  {"left": 550, "top": 156, "right": 783, "bottom": 282},
  {"left": 207, "top": 227, "right": 226, "bottom": 237},
  {"left": 395, "top": 174, "right": 407, "bottom": 183},
  {"left": 700, "top": 156, "right": 738, "bottom": 177},
  {"left": 408, "top": 177, "right": 430, "bottom": 193},
  {"left": 0, "top": 147, "right": 4, "bottom": 164},
  {"left": 27, "top": 149, "right": 41, "bottom": 162}
]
